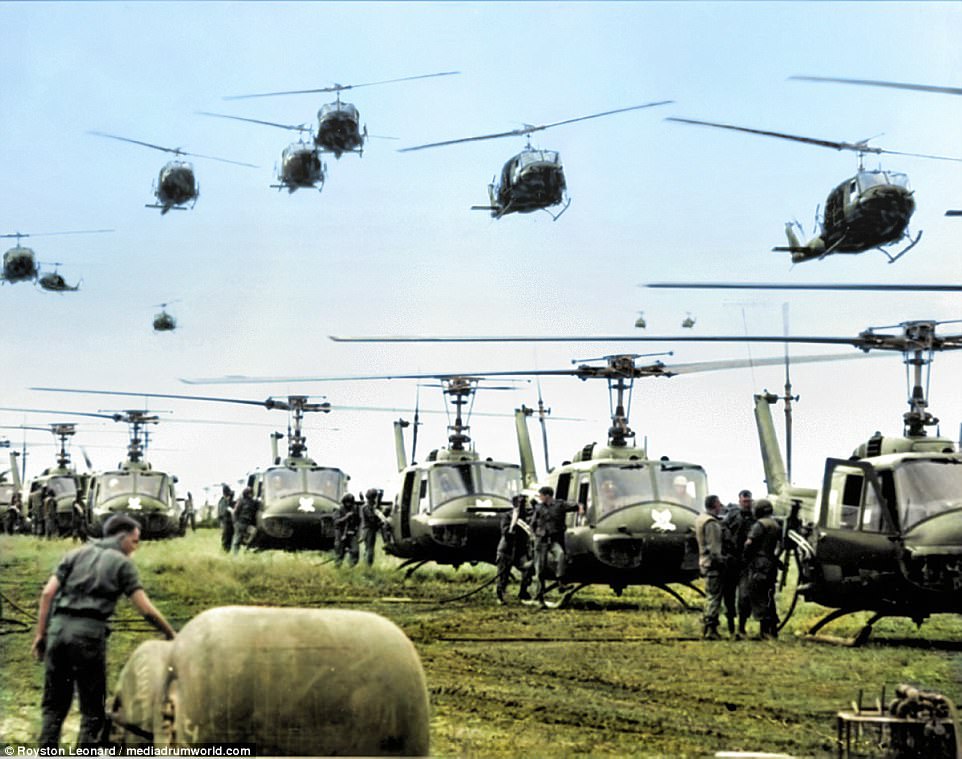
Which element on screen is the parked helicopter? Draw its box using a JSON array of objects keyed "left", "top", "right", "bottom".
[
  {"left": 219, "top": 71, "right": 459, "bottom": 158},
  {"left": 0, "top": 423, "right": 90, "bottom": 534},
  {"left": 2, "top": 230, "right": 109, "bottom": 286},
  {"left": 88, "top": 131, "right": 256, "bottom": 213},
  {"left": 666, "top": 116, "right": 962, "bottom": 262},
  {"left": 153, "top": 302, "right": 178, "bottom": 332},
  {"left": 399, "top": 101, "right": 673, "bottom": 220},
  {"left": 3, "top": 406, "right": 183, "bottom": 538}
]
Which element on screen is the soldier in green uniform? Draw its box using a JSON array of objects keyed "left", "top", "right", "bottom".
[
  {"left": 722, "top": 489, "right": 756, "bottom": 639},
  {"left": 43, "top": 487, "right": 59, "bottom": 540},
  {"left": 495, "top": 494, "right": 534, "bottom": 604},
  {"left": 694, "top": 494, "right": 726, "bottom": 640},
  {"left": 217, "top": 484, "right": 235, "bottom": 553},
  {"left": 32, "top": 514, "right": 176, "bottom": 748},
  {"left": 530, "top": 486, "right": 583, "bottom": 606},
  {"left": 333, "top": 493, "right": 360, "bottom": 567},
  {"left": 743, "top": 498, "right": 782, "bottom": 640},
  {"left": 231, "top": 487, "right": 262, "bottom": 554},
  {"left": 359, "top": 488, "right": 385, "bottom": 567}
]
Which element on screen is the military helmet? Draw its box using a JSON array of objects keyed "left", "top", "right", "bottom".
[
  {"left": 364, "top": 488, "right": 379, "bottom": 502},
  {"left": 342, "top": 493, "right": 357, "bottom": 505},
  {"left": 754, "top": 498, "right": 774, "bottom": 518}
]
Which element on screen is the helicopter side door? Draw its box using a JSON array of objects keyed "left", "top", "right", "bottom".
[
  {"left": 398, "top": 470, "right": 420, "bottom": 539},
  {"left": 812, "top": 458, "right": 900, "bottom": 606}
]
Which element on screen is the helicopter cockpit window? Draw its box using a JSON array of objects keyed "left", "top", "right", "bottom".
[
  {"left": 99, "top": 474, "right": 135, "bottom": 501},
  {"left": 826, "top": 467, "right": 862, "bottom": 530},
  {"left": 264, "top": 469, "right": 302, "bottom": 500},
  {"left": 894, "top": 459, "right": 962, "bottom": 530},
  {"left": 476, "top": 463, "right": 522, "bottom": 499},
  {"left": 305, "top": 468, "right": 344, "bottom": 501},
  {"left": 429, "top": 465, "right": 472, "bottom": 509},
  {"left": 857, "top": 170, "right": 910, "bottom": 192},
  {"left": 47, "top": 477, "right": 77, "bottom": 498},
  {"left": 659, "top": 468, "right": 706, "bottom": 511},
  {"left": 137, "top": 472, "right": 169, "bottom": 502}
]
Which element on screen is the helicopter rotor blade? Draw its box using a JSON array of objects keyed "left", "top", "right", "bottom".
[
  {"left": 667, "top": 117, "right": 962, "bottom": 162},
  {"left": 177, "top": 150, "right": 259, "bottom": 168},
  {"left": 400, "top": 101, "right": 673, "bottom": 152},
  {"left": 196, "top": 111, "right": 311, "bottom": 133},
  {"left": 0, "top": 406, "right": 121, "bottom": 421},
  {"left": 31, "top": 387, "right": 276, "bottom": 409},
  {"left": 224, "top": 70, "right": 460, "bottom": 100},
  {"left": 644, "top": 282, "right": 962, "bottom": 292},
  {"left": 1, "top": 229, "right": 114, "bottom": 240},
  {"left": 88, "top": 131, "right": 185, "bottom": 155},
  {"left": 790, "top": 75, "right": 962, "bottom": 97}
]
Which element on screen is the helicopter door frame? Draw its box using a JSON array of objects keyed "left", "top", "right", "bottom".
[
  {"left": 575, "top": 475, "right": 591, "bottom": 528},
  {"left": 398, "top": 470, "right": 418, "bottom": 539},
  {"left": 812, "top": 458, "right": 900, "bottom": 603}
]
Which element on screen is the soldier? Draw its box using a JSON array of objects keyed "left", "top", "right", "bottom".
[
  {"left": 743, "top": 498, "right": 782, "bottom": 640},
  {"left": 694, "top": 494, "right": 726, "bottom": 640},
  {"left": 495, "top": 494, "right": 534, "bottom": 604},
  {"left": 359, "top": 488, "right": 386, "bottom": 567},
  {"left": 722, "top": 489, "right": 756, "bottom": 639},
  {"left": 32, "top": 514, "right": 176, "bottom": 748},
  {"left": 181, "top": 491, "right": 196, "bottom": 533},
  {"left": 5, "top": 492, "right": 23, "bottom": 535},
  {"left": 231, "top": 487, "right": 261, "bottom": 555},
  {"left": 531, "top": 486, "right": 583, "bottom": 606},
  {"left": 31, "top": 488, "right": 45, "bottom": 537},
  {"left": 217, "top": 484, "right": 235, "bottom": 553},
  {"left": 333, "top": 493, "right": 360, "bottom": 567},
  {"left": 70, "top": 493, "right": 87, "bottom": 543},
  {"left": 43, "top": 487, "right": 59, "bottom": 540}
]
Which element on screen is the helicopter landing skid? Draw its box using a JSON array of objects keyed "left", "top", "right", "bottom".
[
  {"left": 804, "top": 609, "right": 885, "bottom": 647},
  {"left": 523, "top": 581, "right": 588, "bottom": 609},
  {"left": 145, "top": 203, "right": 189, "bottom": 213},
  {"left": 882, "top": 230, "right": 922, "bottom": 264},
  {"left": 543, "top": 198, "right": 571, "bottom": 222},
  {"left": 398, "top": 559, "right": 430, "bottom": 578},
  {"left": 654, "top": 583, "right": 701, "bottom": 611}
]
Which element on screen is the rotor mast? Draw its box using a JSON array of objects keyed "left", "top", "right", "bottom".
[
  {"left": 442, "top": 378, "right": 477, "bottom": 451},
  {"left": 264, "top": 395, "right": 331, "bottom": 459},
  {"left": 51, "top": 423, "right": 76, "bottom": 469}
]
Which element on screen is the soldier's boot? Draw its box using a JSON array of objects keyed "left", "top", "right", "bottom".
[
  {"left": 726, "top": 616, "right": 736, "bottom": 638},
  {"left": 702, "top": 623, "right": 721, "bottom": 641},
  {"left": 737, "top": 615, "right": 748, "bottom": 640},
  {"left": 495, "top": 585, "right": 507, "bottom": 605}
]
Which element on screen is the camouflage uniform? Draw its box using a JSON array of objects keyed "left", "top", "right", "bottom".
[
  {"left": 334, "top": 495, "right": 360, "bottom": 567},
  {"left": 694, "top": 497, "right": 726, "bottom": 639},
  {"left": 495, "top": 496, "right": 534, "bottom": 603},
  {"left": 39, "top": 534, "right": 143, "bottom": 747},
  {"left": 744, "top": 504, "right": 781, "bottom": 639},
  {"left": 70, "top": 498, "right": 87, "bottom": 543}
]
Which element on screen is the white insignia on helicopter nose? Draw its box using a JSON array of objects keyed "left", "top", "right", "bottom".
[
  {"left": 297, "top": 497, "right": 316, "bottom": 513},
  {"left": 651, "top": 508, "right": 675, "bottom": 532},
  {"left": 127, "top": 496, "right": 142, "bottom": 511},
  {"left": 475, "top": 498, "right": 493, "bottom": 510}
]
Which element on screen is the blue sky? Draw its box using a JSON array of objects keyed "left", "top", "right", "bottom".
[{"left": 1, "top": 1, "right": 960, "bottom": 504}]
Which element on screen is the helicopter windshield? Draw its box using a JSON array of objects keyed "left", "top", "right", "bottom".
[
  {"left": 894, "top": 459, "right": 962, "bottom": 530},
  {"left": 46, "top": 477, "right": 77, "bottom": 498},
  {"left": 305, "top": 468, "right": 344, "bottom": 500},
  {"left": 319, "top": 102, "right": 359, "bottom": 120},
  {"left": 857, "top": 171, "right": 910, "bottom": 192},
  {"left": 429, "top": 462, "right": 521, "bottom": 509},
  {"left": 97, "top": 472, "right": 168, "bottom": 503},
  {"left": 593, "top": 464, "right": 706, "bottom": 516}
]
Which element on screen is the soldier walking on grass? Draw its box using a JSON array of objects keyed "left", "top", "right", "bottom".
[
  {"left": 359, "top": 488, "right": 385, "bottom": 567},
  {"left": 744, "top": 498, "right": 782, "bottom": 640},
  {"left": 217, "top": 484, "right": 235, "bottom": 553},
  {"left": 32, "top": 514, "right": 176, "bottom": 748},
  {"left": 231, "top": 487, "right": 261, "bottom": 554},
  {"left": 495, "top": 494, "right": 535, "bottom": 604},
  {"left": 334, "top": 493, "right": 360, "bottom": 567},
  {"left": 722, "top": 489, "right": 756, "bottom": 639}
]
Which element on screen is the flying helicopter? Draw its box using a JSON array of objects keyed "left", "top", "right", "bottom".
[
  {"left": 153, "top": 302, "right": 178, "bottom": 332},
  {"left": 2, "top": 229, "right": 110, "bottom": 287},
  {"left": 790, "top": 75, "right": 962, "bottom": 217},
  {"left": 88, "top": 131, "right": 256, "bottom": 213},
  {"left": 666, "top": 116, "right": 962, "bottom": 262},
  {"left": 634, "top": 311, "right": 646, "bottom": 329},
  {"left": 681, "top": 312, "right": 696, "bottom": 329},
  {"left": 216, "top": 71, "right": 459, "bottom": 159},
  {"left": 194, "top": 113, "right": 327, "bottom": 192},
  {"left": 398, "top": 101, "right": 673, "bottom": 220}
]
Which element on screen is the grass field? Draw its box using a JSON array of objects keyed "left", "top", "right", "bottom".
[{"left": 2, "top": 530, "right": 961, "bottom": 757}]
